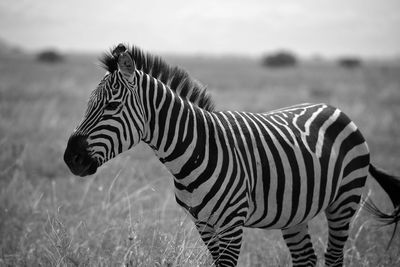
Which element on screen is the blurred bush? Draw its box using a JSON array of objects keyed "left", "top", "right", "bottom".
[
  {"left": 262, "top": 51, "right": 298, "bottom": 68},
  {"left": 36, "top": 49, "right": 64, "bottom": 63},
  {"left": 337, "top": 57, "right": 362, "bottom": 69}
]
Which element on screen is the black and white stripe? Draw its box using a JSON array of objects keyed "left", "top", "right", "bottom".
[
  {"left": 64, "top": 44, "right": 400, "bottom": 267},
  {"left": 139, "top": 75, "right": 370, "bottom": 266}
]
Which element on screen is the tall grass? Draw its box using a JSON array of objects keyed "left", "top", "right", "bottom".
[{"left": 1, "top": 54, "right": 399, "bottom": 266}]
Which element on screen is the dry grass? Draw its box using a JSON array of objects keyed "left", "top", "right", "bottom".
[{"left": 0, "top": 53, "right": 399, "bottom": 266}]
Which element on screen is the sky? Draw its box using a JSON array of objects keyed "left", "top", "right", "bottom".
[{"left": 0, "top": 0, "right": 399, "bottom": 58}]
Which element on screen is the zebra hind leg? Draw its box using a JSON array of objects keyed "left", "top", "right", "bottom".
[
  {"left": 324, "top": 179, "right": 366, "bottom": 267},
  {"left": 282, "top": 223, "right": 318, "bottom": 266}
]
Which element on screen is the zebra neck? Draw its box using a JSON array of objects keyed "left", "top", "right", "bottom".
[{"left": 139, "top": 73, "right": 211, "bottom": 177}]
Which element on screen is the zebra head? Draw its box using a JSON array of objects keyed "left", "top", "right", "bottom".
[{"left": 64, "top": 44, "right": 145, "bottom": 176}]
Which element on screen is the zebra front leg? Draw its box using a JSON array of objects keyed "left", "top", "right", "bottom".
[
  {"left": 217, "top": 225, "right": 243, "bottom": 267},
  {"left": 282, "top": 223, "right": 318, "bottom": 266},
  {"left": 196, "top": 222, "right": 243, "bottom": 266},
  {"left": 195, "top": 222, "right": 220, "bottom": 265}
]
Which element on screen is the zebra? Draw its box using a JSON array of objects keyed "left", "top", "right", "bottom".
[{"left": 64, "top": 44, "right": 400, "bottom": 266}]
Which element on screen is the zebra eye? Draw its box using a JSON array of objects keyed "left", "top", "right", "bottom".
[{"left": 105, "top": 101, "right": 121, "bottom": 110}]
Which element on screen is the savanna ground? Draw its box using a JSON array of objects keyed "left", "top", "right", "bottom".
[{"left": 0, "top": 51, "right": 400, "bottom": 266}]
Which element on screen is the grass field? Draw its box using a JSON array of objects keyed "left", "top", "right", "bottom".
[{"left": 0, "top": 52, "right": 400, "bottom": 266}]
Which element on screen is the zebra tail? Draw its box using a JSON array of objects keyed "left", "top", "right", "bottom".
[{"left": 364, "top": 163, "right": 400, "bottom": 247}]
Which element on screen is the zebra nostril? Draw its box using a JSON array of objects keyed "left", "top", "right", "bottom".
[
  {"left": 64, "top": 134, "right": 96, "bottom": 176},
  {"left": 72, "top": 154, "right": 84, "bottom": 166}
]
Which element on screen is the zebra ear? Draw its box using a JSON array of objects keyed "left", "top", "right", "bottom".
[
  {"left": 117, "top": 51, "right": 135, "bottom": 80},
  {"left": 112, "top": 43, "right": 127, "bottom": 57},
  {"left": 112, "top": 44, "right": 135, "bottom": 83}
]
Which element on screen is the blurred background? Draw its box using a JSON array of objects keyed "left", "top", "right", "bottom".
[
  {"left": 1, "top": 0, "right": 399, "bottom": 266},
  {"left": 1, "top": 0, "right": 400, "bottom": 58}
]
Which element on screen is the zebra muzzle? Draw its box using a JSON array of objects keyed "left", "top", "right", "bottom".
[{"left": 64, "top": 134, "right": 98, "bottom": 176}]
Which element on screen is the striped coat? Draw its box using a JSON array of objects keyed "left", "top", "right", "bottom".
[{"left": 64, "top": 44, "right": 400, "bottom": 267}]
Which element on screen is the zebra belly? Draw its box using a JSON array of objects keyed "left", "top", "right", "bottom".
[{"left": 243, "top": 148, "right": 330, "bottom": 230}]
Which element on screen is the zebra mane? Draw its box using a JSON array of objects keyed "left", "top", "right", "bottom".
[{"left": 100, "top": 44, "right": 215, "bottom": 111}]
